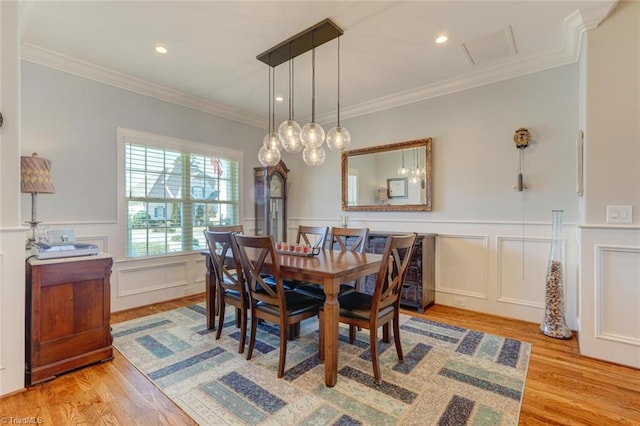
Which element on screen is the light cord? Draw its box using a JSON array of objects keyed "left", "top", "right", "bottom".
[{"left": 337, "top": 38, "right": 341, "bottom": 126}]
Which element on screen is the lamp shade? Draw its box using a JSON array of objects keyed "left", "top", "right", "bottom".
[
  {"left": 377, "top": 187, "right": 389, "bottom": 202},
  {"left": 21, "top": 153, "right": 55, "bottom": 194}
]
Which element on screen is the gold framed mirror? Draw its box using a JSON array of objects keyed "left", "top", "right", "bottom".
[{"left": 341, "top": 137, "right": 432, "bottom": 211}]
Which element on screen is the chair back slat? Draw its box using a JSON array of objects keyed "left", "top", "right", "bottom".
[
  {"left": 372, "top": 233, "right": 417, "bottom": 312},
  {"left": 297, "top": 225, "right": 329, "bottom": 249},
  {"left": 203, "top": 230, "right": 244, "bottom": 294},
  {"left": 329, "top": 227, "right": 369, "bottom": 253},
  {"left": 234, "top": 234, "right": 285, "bottom": 307},
  {"left": 208, "top": 224, "right": 244, "bottom": 233}
]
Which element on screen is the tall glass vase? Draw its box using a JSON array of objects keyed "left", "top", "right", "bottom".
[{"left": 540, "top": 210, "right": 572, "bottom": 339}]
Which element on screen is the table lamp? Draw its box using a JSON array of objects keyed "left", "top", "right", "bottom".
[
  {"left": 21, "top": 153, "right": 55, "bottom": 249},
  {"left": 377, "top": 187, "right": 389, "bottom": 205}
]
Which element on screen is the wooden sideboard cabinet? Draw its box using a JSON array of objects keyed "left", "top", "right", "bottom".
[
  {"left": 361, "top": 232, "right": 436, "bottom": 313},
  {"left": 25, "top": 253, "right": 114, "bottom": 386}
]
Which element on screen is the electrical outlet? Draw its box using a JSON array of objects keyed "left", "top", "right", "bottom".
[
  {"left": 606, "top": 205, "right": 633, "bottom": 224},
  {"left": 453, "top": 297, "right": 466, "bottom": 307}
]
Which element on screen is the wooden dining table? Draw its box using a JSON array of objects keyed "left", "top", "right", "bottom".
[{"left": 202, "top": 248, "right": 383, "bottom": 387}]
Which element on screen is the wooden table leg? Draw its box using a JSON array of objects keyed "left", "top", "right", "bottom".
[
  {"left": 323, "top": 277, "right": 340, "bottom": 387},
  {"left": 204, "top": 254, "right": 216, "bottom": 330}
]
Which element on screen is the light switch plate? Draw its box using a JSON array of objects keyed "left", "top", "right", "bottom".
[{"left": 606, "top": 205, "right": 633, "bottom": 224}]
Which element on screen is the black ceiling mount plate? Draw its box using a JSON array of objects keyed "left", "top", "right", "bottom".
[{"left": 257, "top": 18, "right": 343, "bottom": 68}]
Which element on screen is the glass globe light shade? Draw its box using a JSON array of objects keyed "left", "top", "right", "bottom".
[
  {"left": 263, "top": 132, "right": 282, "bottom": 151},
  {"left": 326, "top": 126, "right": 351, "bottom": 151},
  {"left": 410, "top": 167, "right": 419, "bottom": 178},
  {"left": 419, "top": 166, "right": 426, "bottom": 176},
  {"left": 409, "top": 175, "right": 420, "bottom": 185},
  {"left": 300, "top": 122, "right": 325, "bottom": 148},
  {"left": 278, "top": 120, "right": 303, "bottom": 152},
  {"left": 258, "top": 146, "right": 281, "bottom": 167},
  {"left": 397, "top": 166, "right": 408, "bottom": 176},
  {"left": 281, "top": 135, "right": 303, "bottom": 153},
  {"left": 302, "top": 146, "right": 326, "bottom": 166}
]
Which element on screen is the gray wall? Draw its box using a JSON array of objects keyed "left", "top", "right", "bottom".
[
  {"left": 288, "top": 65, "right": 580, "bottom": 225},
  {"left": 21, "top": 61, "right": 264, "bottom": 225}
]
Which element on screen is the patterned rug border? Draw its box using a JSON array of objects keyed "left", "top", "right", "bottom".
[{"left": 112, "top": 304, "right": 531, "bottom": 425}]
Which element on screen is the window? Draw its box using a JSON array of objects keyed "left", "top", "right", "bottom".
[
  {"left": 119, "top": 128, "right": 242, "bottom": 258},
  {"left": 347, "top": 170, "right": 358, "bottom": 205}
]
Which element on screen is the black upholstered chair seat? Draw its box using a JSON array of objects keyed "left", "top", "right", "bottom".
[
  {"left": 221, "top": 288, "right": 242, "bottom": 300},
  {"left": 262, "top": 275, "right": 297, "bottom": 290},
  {"left": 256, "top": 291, "right": 323, "bottom": 316},
  {"left": 294, "top": 282, "right": 356, "bottom": 300},
  {"left": 337, "top": 291, "right": 394, "bottom": 320}
]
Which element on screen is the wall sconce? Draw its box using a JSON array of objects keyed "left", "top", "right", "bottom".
[
  {"left": 377, "top": 187, "right": 389, "bottom": 205},
  {"left": 21, "top": 153, "right": 55, "bottom": 249}
]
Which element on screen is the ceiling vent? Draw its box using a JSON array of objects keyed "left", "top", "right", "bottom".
[{"left": 460, "top": 26, "right": 517, "bottom": 66}]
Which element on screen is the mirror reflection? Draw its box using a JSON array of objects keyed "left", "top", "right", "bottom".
[{"left": 341, "top": 138, "right": 432, "bottom": 211}]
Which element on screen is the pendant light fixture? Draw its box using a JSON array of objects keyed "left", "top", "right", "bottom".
[
  {"left": 256, "top": 19, "right": 344, "bottom": 167},
  {"left": 278, "top": 47, "right": 303, "bottom": 153},
  {"left": 397, "top": 150, "right": 408, "bottom": 176},
  {"left": 410, "top": 148, "right": 420, "bottom": 184},
  {"left": 300, "top": 36, "right": 326, "bottom": 157},
  {"left": 258, "top": 61, "right": 281, "bottom": 166},
  {"left": 326, "top": 38, "right": 351, "bottom": 151}
]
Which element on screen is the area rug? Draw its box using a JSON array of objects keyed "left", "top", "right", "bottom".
[{"left": 112, "top": 304, "right": 530, "bottom": 425}]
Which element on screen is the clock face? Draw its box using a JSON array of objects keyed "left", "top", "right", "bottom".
[
  {"left": 270, "top": 175, "right": 283, "bottom": 197},
  {"left": 513, "top": 128, "right": 530, "bottom": 149}
]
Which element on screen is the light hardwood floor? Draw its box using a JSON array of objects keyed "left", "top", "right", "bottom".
[{"left": 2, "top": 293, "right": 639, "bottom": 425}]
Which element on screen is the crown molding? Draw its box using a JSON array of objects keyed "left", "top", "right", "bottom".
[
  {"left": 320, "top": 2, "right": 618, "bottom": 123},
  {"left": 562, "top": 1, "right": 618, "bottom": 62},
  {"left": 21, "top": 2, "right": 616, "bottom": 128},
  {"left": 320, "top": 46, "right": 578, "bottom": 122},
  {"left": 20, "top": 43, "right": 266, "bottom": 129}
]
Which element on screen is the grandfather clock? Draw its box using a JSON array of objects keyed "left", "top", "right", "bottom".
[{"left": 254, "top": 160, "right": 288, "bottom": 242}]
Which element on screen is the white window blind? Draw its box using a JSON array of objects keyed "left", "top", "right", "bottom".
[{"left": 122, "top": 131, "right": 241, "bottom": 258}]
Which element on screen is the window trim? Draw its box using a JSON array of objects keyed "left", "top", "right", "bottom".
[{"left": 116, "top": 127, "right": 243, "bottom": 259}]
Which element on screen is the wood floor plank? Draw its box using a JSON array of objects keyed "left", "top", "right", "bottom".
[{"left": 2, "top": 293, "right": 638, "bottom": 425}]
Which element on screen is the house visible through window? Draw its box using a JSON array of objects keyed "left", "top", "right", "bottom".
[{"left": 120, "top": 129, "right": 242, "bottom": 258}]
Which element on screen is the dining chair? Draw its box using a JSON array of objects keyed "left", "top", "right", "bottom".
[
  {"left": 296, "top": 225, "right": 329, "bottom": 249},
  {"left": 265, "top": 225, "right": 329, "bottom": 290},
  {"left": 294, "top": 226, "right": 370, "bottom": 299},
  {"left": 204, "top": 224, "right": 245, "bottom": 317},
  {"left": 318, "top": 233, "right": 417, "bottom": 385},
  {"left": 203, "top": 230, "right": 248, "bottom": 353},
  {"left": 233, "top": 234, "right": 323, "bottom": 378}
]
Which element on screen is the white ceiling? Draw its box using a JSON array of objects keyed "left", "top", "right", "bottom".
[{"left": 19, "top": 1, "right": 617, "bottom": 129}]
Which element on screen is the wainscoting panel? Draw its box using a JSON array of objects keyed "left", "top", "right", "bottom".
[
  {"left": 436, "top": 234, "right": 489, "bottom": 299},
  {"left": 596, "top": 245, "right": 640, "bottom": 346},
  {"left": 497, "top": 236, "right": 551, "bottom": 308},
  {"left": 0, "top": 228, "right": 28, "bottom": 396},
  {"left": 579, "top": 226, "right": 640, "bottom": 368},
  {"left": 117, "top": 259, "right": 190, "bottom": 297},
  {"left": 76, "top": 234, "right": 109, "bottom": 252}
]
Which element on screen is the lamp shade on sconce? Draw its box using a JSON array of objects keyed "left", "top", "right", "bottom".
[
  {"left": 21, "top": 153, "right": 55, "bottom": 194},
  {"left": 377, "top": 187, "right": 389, "bottom": 204}
]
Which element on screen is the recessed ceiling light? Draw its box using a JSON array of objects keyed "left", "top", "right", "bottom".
[
  {"left": 275, "top": 95, "right": 284, "bottom": 102},
  {"left": 155, "top": 46, "right": 168, "bottom": 54},
  {"left": 435, "top": 35, "right": 449, "bottom": 44}
]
